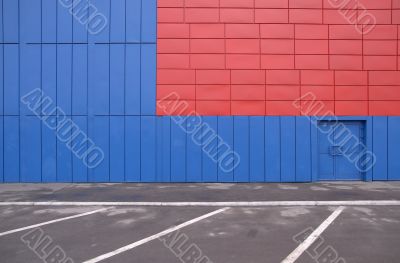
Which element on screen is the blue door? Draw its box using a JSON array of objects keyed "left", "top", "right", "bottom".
[{"left": 318, "top": 121, "right": 365, "bottom": 181}]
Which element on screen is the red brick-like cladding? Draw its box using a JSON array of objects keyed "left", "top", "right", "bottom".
[{"left": 157, "top": 0, "right": 400, "bottom": 116}]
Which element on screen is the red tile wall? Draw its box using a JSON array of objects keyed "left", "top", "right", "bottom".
[{"left": 157, "top": 0, "right": 400, "bottom": 116}]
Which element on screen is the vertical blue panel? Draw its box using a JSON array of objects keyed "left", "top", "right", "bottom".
[
  {"left": 72, "top": 45, "right": 88, "bottom": 115},
  {"left": 57, "top": 0, "right": 73, "bottom": 42},
  {"left": 21, "top": 117, "right": 41, "bottom": 182},
  {"left": 250, "top": 117, "right": 264, "bottom": 182},
  {"left": 110, "top": 44, "right": 124, "bottom": 115},
  {"left": 126, "top": 0, "right": 141, "bottom": 42},
  {"left": 158, "top": 116, "right": 171, "bottom": 182},
  {"left": 0, "top": 3, "right": 2, "bottom": 42},
  {"left": 110, "top": 0, "right": 126, "bottom": 42},
  {"left": 88, "top": 116, "right": 109, "bottom": 182},
  {"left": 125, "top": 116, "right": 140, "bottom": 181},
  {"left": 42, "top": 120, "right": 57, "bottom": 182},
  {"left": 171, "top": 118, "right": 186, "bottom": 182},
  {"left": 265, "top": 117, "right": 281, "bottom": 182},
  {"left": 57, "top": 117, "right": 72, "bottom": 182},
  {"left": 234, "top": 117, "right": 249, "bottom": 182},
  {"left": 4, "top": 45, "right": 19, "bottom": 115},
  {"left": 372, "top": 117, "right": 388, "bottom": 180},
  {"left": 281, "top": 117, "right": 296, "bottom": 182},
  {"left": 125, "top": 44, "right": 140, "bottom": 114},
  {"left": 4, "top": 117, "right": 19, "bottom": 182},
  {"left": 87, "top": 0, "right": 110, "bottom": 43},
  {"left": 73, "top": 0, "right": 88, "bottom": 43},
  {"left": 0, "top": 117, "right": 3, "bottom": 182},
  {"left": 72, "top": 116, "right": 88, "bottom": 182},
  {"left": 88, "top": 44, "right": 109, "bottom": 115},
  {"left": 388, "top": 117, "right": 400, "bottom": 180},
  {"left": 20, "top": 45, "right": 41, "bottom": 115},
  {"left": 110, "top": 116, "right": 124, "bottom": 182},
  {"left": 20, "top": 0, "right": 41, "bottom": 43},
  {"left": 42, "top": 45, "right": 57, "bottom": 111},
  {"left": 3, "top": 0, "right": 19, "bottom": 42},
  {"left": 296, "top": 117, "right": 312, "bottom": 182},
  {"left": 0, "top": 45, "right": 3, "bottom": 115},
  {"left": 141, "top": 116, "right": 156, "bottom": 182},
  {"left": 57, "top": 45, "right": 72, "bottom": 115},
  {"left": 218, "top": 116, "right": 234, "bottom": 182},
  {"left": 141, "top": 0, "right": 156, "bottom": 42},
  {"left": 202, "top": 117, "right": 217, "bottom": 182},
  {"left": 186, "top": 116, "right": 202, "bottom": 182},
  {"left": 42, "top": 0, "right": 57, "bottom": 42},
  {"left": 141, "top": 44, "right": 156, "bottom": 115}
]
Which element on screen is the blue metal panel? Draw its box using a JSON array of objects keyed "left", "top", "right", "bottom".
[
  {"left": 0, "top": 117, "right": 3, "bottom": 182},
  {"left": 42, "top": 45, "right": 57, "bottom": 111},
  {"left": 125, "top": 116, "right": 140, "bottom": 181},
  {"left": 4, "top": 117, "right": 19, "bottom": 182},
  {"left": 186, "top": 116, "right": 202, "bottom": 182},
  {"left": 110, "top": 116, "right": 124, "bottom": 182},
  {"left": 21, "top": 117, "right": 41, "bottom": 182},
  {"left": 88, "top": 44, "right": 109, "bottom": 115},
  {"left": 88, "top": 116, "right": 109, "bottom": 182},
  {"left": 126, "top": 0, "right": 141, "bottom": 42},
  {"left": 218, "top": 116, "right": 234, "bottom": 182},
  {"left": 388, "top": 117, "right": 400, "bottom": 180},
  {"left": 110, "top": 44, "right": 125, "bottom": 115},
  {"left": 281, "top": 117, "right": 296, "bottom": 182},
  {"left": 202, "top": 117, "right": 218, "bottom": 182},
  {"left": 171, "top": 118, "right": 186, "bottom": 182},
  {"left": 125, "top": 44, "right": 141, "bottom": 114},
  {"left": 265, "top": 117, "right": 281, "bottom": 182},
  {"left": 110, "top": 0, "right": 126, "bottom": 42},
  {"left": 42, "top": 119, "right": 57, "bottom": 182},
  {"left": 72, "top": 45, "right": 88, "bottom": 115},
  {"left": 20, "top": 45, "right": 41, "bottom": 115},
  {"left": 372, "top": 117, "right": 388, "bottom": 180},
  {"left": 42, "top": 0, "right": 57, "bottom": 43},
  {"left": 20, "top": 0, "right": 41, "bottom": 43},
  {"left": 57, "top": 117, "right": 73, "bottom": 182},
  {"left": 296, "top": 117, "right": 312, "bottom": 182},
  {"left": 234, "top": 116, "right": 249, "bottom": 182},
  {"left": 141, "top": 44, "right": 156, "bottom": 115},
  {"left": 249, "top": 117, "right": 264, "bottom": 182},
  {"left": 73, "top": 0, "right": 88, "bottom": 43},
  {"left": 88, "top": 0, "right": 110, "bottom": 43},
  {"left": 57, "top": 0, "right": 73, "bottom": 43},
  {"left": 141, "top": 116, "right": 157, "bottom": 182},
  {"left": 72, "top": 116, "right": 88, "bottom": 182},
  {"left": 141, "top": 0, "right": 157, "bottom": 43},
  {"left": 0, "top": 45, "right": 3, "bottom": 115},
  {"left": 4, "top": 45, "right": 19, "bottom": 115},
  {"left": 57, "top": 45, "right": 72, "bottom": 115},
  {"left": 3, "top": 0, "right": 19, "bottom": 43},
  {"left": 158, "top": 116, "right": 171, "bottom": 182}
]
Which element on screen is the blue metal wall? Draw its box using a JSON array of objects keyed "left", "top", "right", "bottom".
[{"left": 0, "top": 1, "right": 399, "bottom": 182}]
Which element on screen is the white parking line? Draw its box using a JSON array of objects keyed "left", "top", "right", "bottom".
[
  {"left": 0, "top": 208, "right": 108, "bottom": 237},
  {"left": 82, "top": 207, "right": 229, "bottom": 263},
  {"left": 281, "top": 206, "right": 345, "bottom": 263},
  {"left": 0, "top": 200, "right": 399, "bottom": 206}
]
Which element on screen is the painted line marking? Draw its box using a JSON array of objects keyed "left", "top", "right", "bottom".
[
  {"left": 281, "top": 206, "right": 345, "bottom": 263},
  {"left": 0, "top": 208, "right": 108, "bottom": 237},
  {"left": 82, "top": 207, "right": 229, "bottom": 263},
  {"left": 0, "top": 200, "right": 399, "bottom": 206}
]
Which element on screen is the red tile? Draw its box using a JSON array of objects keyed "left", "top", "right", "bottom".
[
  {"left": 255, "top": 0, "right": 288, "bottom": 8},
  {"left": 158, "top": 0, "right": 184, "bottom": 8},
  {"left": 266, "top": 85, "right": 300, "bottom": 100},
  {"left": 185, "top": 8, "right": 219, "bottom": 23},
  {"left": 226, "top": 24, "right": 260, "bottom": 38},
  {"left": 266, "top": 70, "right": 300, "bottom": 85},
  {"left": 335, "top": 71, "right": 368, "bottom": 86},
  {"left": 196, "top": 70, "right": 231, "bottom": 85},
  {"left": 329, "top": 40, "right": 362, "bottom": 55},
  {"left": 190, "top": 39, "right": 225, "bottom": 54},
  {"left": 302, "top": 85, "right": 334, "bottom": 100},
  {"left": 226, "top": 39, "right": 260, "bottom": 54},
  {"left": 360, "top": 10, "right": 391, "bottom": 25},
  {"left": 158, "top": 69, "right": 196, "bottom": 84},
  {"left": 158, "top": 54, "right": 190, "bottom": 69},
  {"left": 335, "top": 101, "right": 368, "bottom": 115},
  {"left": 261, "top": 39, "right": 294, "bottom": 54},
  {"left": 358, "top": 0, "right": 391, "bottom": 9},
  {"left": 329, "top": 25, "right": 362, "bottom": 40},
  {"left": 157, "top": 85, "right": 196, "bottom": 100},
  {"left": 295, "top": 40, "right": 328, "bottom": 54},
  {"left": 185, "top": 0, "right": 219, "bottom": 8},
  {"left": 300, "top": 101, "right": 335, "bottom": 116},
  {"left": 231, "top": 70, "right": 266, "bottom": 84},
  {"left": 190, "top": 24, "right": 225, "bottom": 38},
  {"left": 290, "top": 9, "right": 322, "bottom": 24},
  {"left": 266, "top": 101, "right": 300, "bottom": 115},
  {"left": 158, "top": 24, "right": 189, "bottom": 38},
  {"left": 363, "top": 40, "right": 397, "bottom": 55},
  {"left": 369, "top": 101, "right": 400, "bottom": 115},
  {"left": 220, "top": 8, "right": 254, "bottom": 23},
  {"left": 196, "top": 101, "right": 231, "bottom": 115},
  {"left": 296, "top": 55, "right": 329, "bottom": 69},
  {"left": 364, "top": 56, "right": 397, "bottom": 70},
  {"left": 369, "top": 71, "right": 400, "bottom": 85},
  {"left": 190, "top": 54, "right": 226, "bottom": 69},
  {"left": 255, "top": 9, "right": 289, "bottom": 23},
  {"left": 196, "top": 85, "right": 231, "bottom": 100},
  {"left": 363, "top": 25, "right": 397, "bottom": 40},
  {"left": 260, "top": 24, "right": 294, "bottom": 39},
  {"left": 226, "top": 54, "right": 260, "bottom": 69},
  {"left": 369, "top": 86, "right": 400, "bottom": 100},
  {"left": 301, "top": 70, "right": 334, "bottom": 85},
  {"left": 231, "top": 85, "right": 265, "bottom": 100},
  {"left": 295, "top": 25, "right": 328, "bottom": 39},
  {"left": 261, "top": 55, "right": 294, "bottom": 69},
  {"left": 231, "top": 101, "right": 265, "bottom": 115},
  {"left": 289, "top": 0, "right": 322, "bottom": 8},
  {"left": 157, "top": 100, "right": 196, "bottom": 115},
  {"left": 158, "top": 8, "right": 184, "bottom": 22},
  {"left": 323, "top": 9, "right": 357, "bottom": 24},
  {"left": 157, "top": 39, "right": 189, "bottom": 53},
  {"left": 330, "top": 55, "right": 363, "bottom": 70},
  {"left": 335, "top": 86, "right": 368, "bottom": 100},
  {"left": 220, "top": 0, "right": 254, "bottom": 8}
]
